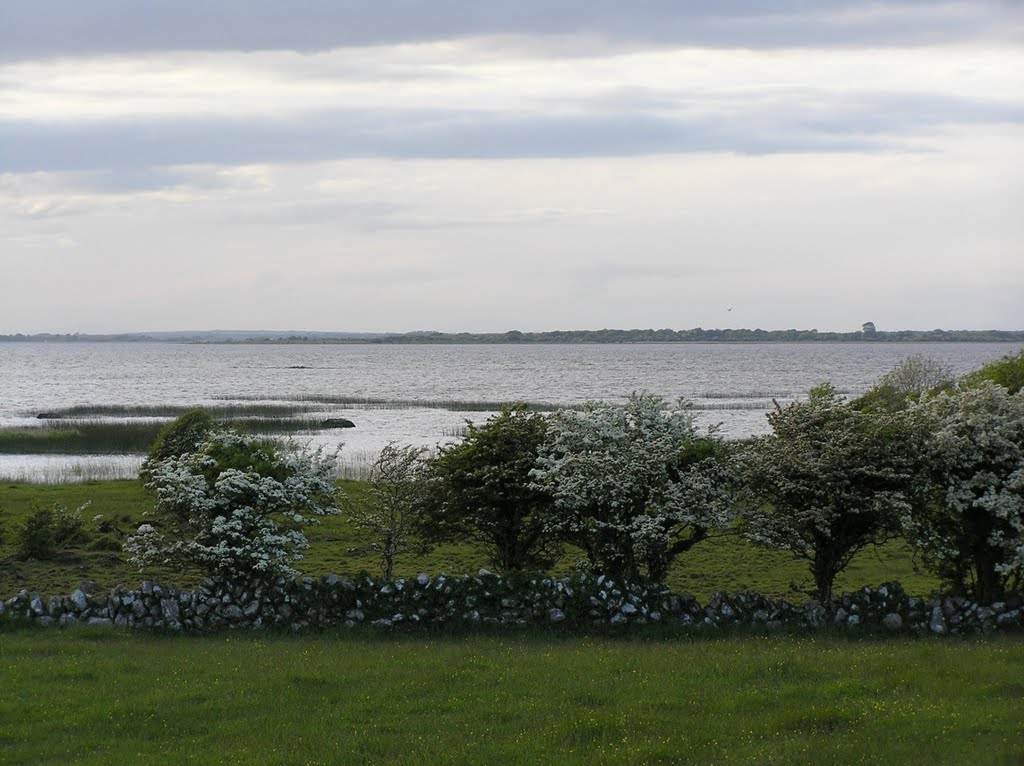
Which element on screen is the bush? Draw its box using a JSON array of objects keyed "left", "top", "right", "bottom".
[
  {"left": 419, "top": 406, "right": 558, "bottom": 572},
  {"left": 740, "top": 384, "right": 925, "bottom": 602},
  {"left": 125, "top": 430, "right": 341, "bottom": 580},
  {"left": 533, "top": 392, "right": 736, "bottom": 584},
  {"left": 962, "top": 349, "right": 1024, "bottom": 395},
  {"left": 141, "top": 408, "right": 216, "bottom": 478},
  {"left": 14, "top": 502, "right": 90, "bottom": 560},
  {"left": 347, "top": 443, "right": 427, "bottom": 581},
  {"left": 906, "top": 382, "right": 1024, "bottom": 602},
  {"left": 854, "top": 354, "right": 955, "bottom": 412}
]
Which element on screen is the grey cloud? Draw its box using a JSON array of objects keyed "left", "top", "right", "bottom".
[
  {"left": 1, "top": 1, "right": 1019, "bottom": 61},
  {"left": 0, "top": 112, "right": 875, "bottom": 175},
  {"left": 2, "top": 91, "right": 1021, "bottom": 175}
]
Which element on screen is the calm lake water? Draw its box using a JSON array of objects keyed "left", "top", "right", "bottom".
[{"left": 1, "top": 341, "right": 1019, "bottom": 482}]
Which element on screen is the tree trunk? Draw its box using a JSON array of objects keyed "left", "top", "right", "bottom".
[{"left": 811, "top": 551, "right": 839, "bottom": 604}]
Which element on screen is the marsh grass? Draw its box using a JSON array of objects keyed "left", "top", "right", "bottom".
[
  {"left": 0, "top": 422, "right": 165, "bottom": 454},
  {"left": 31, "top": 404, "right": 322, "bottom": 418},
  {"left": 0, "top": 630, "right": 1020, "bottom": 765},
  {"left": 217, "top": 394, "right": 567, "bottom": 412},
  {"left": 0, "top": 416, "right": 346, "bottom": 456},
  {"left": 0, "top": 459, "right": 142, "bottom": 485},
  {"left": 690, "top": 401, "right": 773, "bottom": 410}
]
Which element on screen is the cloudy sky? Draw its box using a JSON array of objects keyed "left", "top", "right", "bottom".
[{"left": 1, "top": 1, "right": 1022, "bottom": 334}]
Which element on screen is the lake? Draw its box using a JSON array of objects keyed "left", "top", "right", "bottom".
[{"left": 1, "top": 341, "right": 1019, "bottom": 482}]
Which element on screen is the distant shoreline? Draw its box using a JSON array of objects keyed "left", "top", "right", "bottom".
[{"left": 3, "top": 329, "right": 1024, "bottom": 344}]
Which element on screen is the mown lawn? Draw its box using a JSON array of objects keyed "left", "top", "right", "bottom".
[
  {"left": 0, "top": 480, "right": 940, "bottom": 599},
  {"left": 0, "top": 629, "right": 1021, "bottom": 765}
]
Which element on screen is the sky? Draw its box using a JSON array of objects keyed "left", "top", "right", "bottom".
[{"left": 1, "top": 1, "right": 1022, "bottom": 334}]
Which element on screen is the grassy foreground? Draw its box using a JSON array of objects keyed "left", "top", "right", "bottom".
[
  {"left": 0, "top": 480, "right": 941, "bottom": 599},
  {"left": 0, "top": 630, "right": 1021, "bottom": 765}
]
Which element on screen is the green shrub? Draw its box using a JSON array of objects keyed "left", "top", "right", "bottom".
[
  {"left": 419, "top": 406, "right": 558, "bottom": 572},
  {"left": 53, "top": 504, "right": 88, "bottom": 547},
  {"left": 854, "top": 354, "right": 955, "bottom": 412},
  {"left": 962, "top": 349, "right": 1024, "bottom": 395},
  {"left": 141, "top": 408, "right": 216, "bottom": 477},
  {"left": 14, "top": 502, "right": 90, "bottom": 560},
  {"left": 16, "top": 504, "right": 55, "bottom": 559}
]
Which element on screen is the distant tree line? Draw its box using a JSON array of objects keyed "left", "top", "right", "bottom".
[
  {"left": 4, "top": 328, "right": 1024, "bottom": 344},
  {"left": 368, "top": 328, "right": 1024, "bottom": 344}
]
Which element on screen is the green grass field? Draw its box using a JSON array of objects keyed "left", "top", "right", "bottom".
[
  {"left": 0, "top": 482, "right": 1018, "bottom": 765},
  {"left": 0, "top": 629, "right": 1021, "bottom": 765},
  {"left": 0, "top": 480, "right": 940, "bottom": 599}
]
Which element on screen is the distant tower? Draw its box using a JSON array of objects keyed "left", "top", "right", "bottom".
[{"left": 861, "top": 321, "right": 877, "bottom": 335}]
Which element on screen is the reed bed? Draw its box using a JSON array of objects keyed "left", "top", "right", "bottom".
[
  {"left": 694, "top": 389, "right": 854, "bottom": 399},
  {"left": 695, "top": 390, "right": 796, "bottom": 399},
  {"left": 0, "top": 417, "right": 343, "bottom": 455},
  {"left": 29, "top": 403, "right": 321, "bottom": 419},
  {"left": 0, "top": 458, "right": 142, "bottom": 484},
  {"left": 689, "top": 401, "right": 774, "bottom": 410},
  {"left": 0, "top": 422, "right": 164, "bottom": 454},
  {"left": 216, "top": 394, "right": 567, "bottom": 412}
]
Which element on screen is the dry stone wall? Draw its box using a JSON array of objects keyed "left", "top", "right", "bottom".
[{"left": 2, "top": 573, "right": 1022, "bottom": 635}]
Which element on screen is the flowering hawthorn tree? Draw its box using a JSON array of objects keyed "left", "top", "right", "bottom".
[
  {"left": 741, "top": 384, "right": 924, "bottom": 603},
  {"left": 125, "top": 431, "right": 340, "bottom": 580},
  {"left": 907, "top": 382, "right": 1024, "bottom": 602},
  {"left": 532, "top": 392, "right": 735, "bottom": 584}
]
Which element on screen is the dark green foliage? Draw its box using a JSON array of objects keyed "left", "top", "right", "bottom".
[
  {"left": 419, "top": 406, "right": 559, "bottom": 572},
  {"left": 962, "top": 348, "right": 1024, "bottom": 394},
  {"left": 16, "top": 505, "right": 56, "bottom": 560},
  {"left": 14, "top": 502, "right": 88, "bottom": 560},
  {"left": 144, "top": 409, "right": 215, "bottom": 467},
  {"left": 197, "top": 435, "right": 290, "bottom": 485}
]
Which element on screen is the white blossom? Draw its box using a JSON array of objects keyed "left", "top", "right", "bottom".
[
  {"left": 124, "top": 430, "right": 340, "bottom": 579},
  {"left": 532, "top": 392, "right": 735, "bottom": 583},
  {"left": 906, "top": 382, "right": 1024, "bottom": 600},
  {"left": 740, "top": 384, "right": 924, "bottom": 601}
]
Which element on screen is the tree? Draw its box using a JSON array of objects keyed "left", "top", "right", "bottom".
[
  {"left": 741, "top": 384, "right": 923, "bottom": 602},
  {"left": 532, "top": 393, "right": 735, "bottom": 584},
  {"left": 347, "top": 443, "right": 426, "bottom": 581},
  {"left": 854, "top": 354, "right": 955, "bottom": 413},
  {"left": 418, "top": 406, "right": 558, "bottom": 572},
  {"left": 125, "top": 431, "right": 340, "bottom": 579},
  {"left": 140, "top": 408, "right": 215, "bottom": 479},
  {"left": 906, "top": 382, "right": 1024, "bottom": 602}
]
